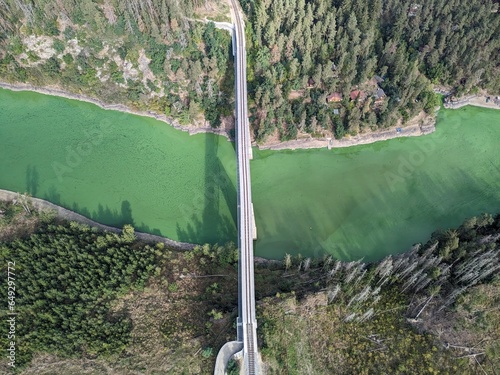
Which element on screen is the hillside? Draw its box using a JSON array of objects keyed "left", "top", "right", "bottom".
[
  {"left": 1, "top": 0, "right": 499, "bottom": 142},
  {"left": 0, "top": 0, "right": 234, "bottom": 127},
  {"left": 242, "top": 0, "right": 500, "bottom": 141},
  {"left": 0, "top": 198, "right": 498, "bottom": 373}
]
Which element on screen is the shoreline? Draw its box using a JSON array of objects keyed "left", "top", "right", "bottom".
[
  {"left": 259, "top": 112, "right": 437, "bottom": 151},
  {"left": 0, "top": 189, "right": 195, "bottom": 250},
  {"left": 1, "top": 80, "right": 436, "bottom": 152},
  {"left": 0, "top": 81, "right": 233, "bottom": 140},
  {"left": 443, "top": 93, "right": 500, "bottom": 110},
  {"left": 2, "top": 81, "right": 496, "bottom": 153},
  {"left": 0, "top": 189, "right": 277, "bottom": 264}
]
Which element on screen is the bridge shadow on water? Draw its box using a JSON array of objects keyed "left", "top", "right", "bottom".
[{"left": 176, "top": 133, "right": 237, "bottom": 245}]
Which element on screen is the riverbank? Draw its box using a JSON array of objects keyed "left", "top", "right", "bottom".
[
  {"left": 2, "top": 81, "right": 439, "bottom": 152},
  {"left": 0, "top": 81, "right": 233, "bottom": 140},
  {"left": 258, "top": 110, "right": 436, "bottom": 151},
  {"left": 0, "top": 189, "right": 195, "bottom": 250},
  {"left": 0, "top": 188, "right": 277, "bottom": 264},
  {"left": 3, "top": 81, "right": 497, "bottom": 154},
  {"left": 444, "top": 93, "right": 500, "bottom": 110}
]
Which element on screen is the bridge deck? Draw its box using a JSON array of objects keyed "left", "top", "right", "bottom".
[{"left": 214, "top": 0, "right": 259, "bottom": 373}]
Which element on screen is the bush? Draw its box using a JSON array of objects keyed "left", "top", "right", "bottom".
[
  {"left": 201, "top": 347, "right": 213, "bottom": 358},
  {"left": 52, "top": 39, "right": 65, "bottom": 54},
  {"left": 62, "top": 53, "right": 74, "bottom": 65}
]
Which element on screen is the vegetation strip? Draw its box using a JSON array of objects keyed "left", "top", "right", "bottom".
[
  {"left": 0, "top": 190, "right": 194, "bottom": 250},
  {"left": 0, "top": 198, "right": 497, "bottom": 374}
]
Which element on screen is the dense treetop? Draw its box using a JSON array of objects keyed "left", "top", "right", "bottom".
[
  {"left": 0, "top": 0, "right": 498, "bottom": 141},
  {"left": 0, "top": 0, "right": 233, "bottom": 127},
  {"left": 241, "top": 0, "right": 500, "bottom": 140}
]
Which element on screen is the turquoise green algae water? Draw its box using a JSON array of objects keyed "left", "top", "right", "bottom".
[
  {"left": 0, "top": 88, "right": 238, "bottom": 245},
  {"left": 252, "top": 106, "right": 500, "bottom": 261},
  {"left": 1, "top": 87, "right": 499, "bottom": 261}
]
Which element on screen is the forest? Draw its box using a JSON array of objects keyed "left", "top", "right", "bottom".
[
  {"left": 241, "top": 0, "right": 500, "bottom": 140},
  {"left": 0, "top": 198, "right": 498, "bottom": 373},
  {"left": 0, "top": 199, "right": 241, "bottom": 371},
  {"left": 267, "top": 212, "right": 500, "bottom": 373},
  {"left": 0, "top": 0, "right": 234, "bottom": 127},
  {"left": 1, "top": 0, "right": 499, "bottom": 142}
]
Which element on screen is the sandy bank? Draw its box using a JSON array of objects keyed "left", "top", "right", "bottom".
[
  {"left": 0, "top": 189, "right": 195, "bottom": 250},
  {"left": 2, "top": 81, "right": 440, "bottom": 152},
  {"left": 258, "top": 112, "right": 436, "bottom": 151},
  {"left": 444, "top": 93, "right": 500, "bottom": 110},
  {"left": 0, "top": 81, "right": 232, "bottom": 140}
]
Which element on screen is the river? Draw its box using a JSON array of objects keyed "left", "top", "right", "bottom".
[{"left": 1, "top": 88, "right": 499, "bottom": 261}]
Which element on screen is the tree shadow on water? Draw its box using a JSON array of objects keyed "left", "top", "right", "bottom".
[
  {"left": 40, "top": 185, "right": 140, "bottom": 231},
  {"left": 71, "top": 200, "right": 144, "bottom": 230},
  {"left": 44, "top": 185, "right": 61, "bottom": 205},
  {"left": 176, "top": 134, "right": 237, "bottom": 244},
  {"left": 71, "top": 202, "right": 92, "bottom": 219},
  {"left": 136, "top": 222, "right": 162, "bottom": 236},
  {"left": 90, "top": 200, "right": 135, "bottom": 227},
  {"left": 25, "top": 165, "right": 39, "bottom": 196}
]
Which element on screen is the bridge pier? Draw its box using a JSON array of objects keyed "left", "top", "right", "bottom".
[{"left": 251, "top": 203, "right": 257, "bottom": 240}]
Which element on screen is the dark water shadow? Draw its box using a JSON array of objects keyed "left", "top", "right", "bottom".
[
  {"left": 71, "top": 203, "right": 92, "bottom": 219},
  {"left": 255, "top": 205, "right": 330, "bottom": 261},
  {"left": 25, "top": 165, "right": 39, "bottom": 196},
  {"left": 44, "top": 185, "right": 61, "bottom": 205},
  {"left": 90, "top": 200, "right": 135, "bottom": 227},
  {"left": 176, "top": 134, "right": 237, "bottom": 244},
  {"left": 137, "top": 222, "right": 162, "bottom": 236},
  {"left": 63, "top": 196, "right": 137, "bottom": 229},
  {"left": 258, "top": 164, "right": 500, "bottom": 262},
  {"left": 43, "top": 186, "right": 159, "bottom": 235}
]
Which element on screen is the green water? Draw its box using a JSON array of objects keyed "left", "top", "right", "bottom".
[
  {"left": 1, "top": 88, "right": 499, "bottom": 261},
  {"left": 0, "top": 88, "right": 238, "bottom": 245},
  {"left": 252, "top": 107, "right": 500, "bottom": 261}
]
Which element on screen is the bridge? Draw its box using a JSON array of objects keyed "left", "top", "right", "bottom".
[{"left": 214, "top": 0, "right": 260, "bottom": 374}]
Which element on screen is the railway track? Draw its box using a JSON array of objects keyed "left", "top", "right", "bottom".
[{"left": 230, "top": 0, "right": 259, "bottom": 373}]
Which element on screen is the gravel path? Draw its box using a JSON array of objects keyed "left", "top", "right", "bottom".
[
  {"left": 444, "top": 94, "right": 500, "bottom": 110},
  {"left": 259, "top": 113, "right": 436, "bottom": 151}
]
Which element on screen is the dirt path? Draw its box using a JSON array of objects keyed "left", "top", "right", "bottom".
[
  {"left": 0, "top": 189, "right": 195, "bottom": 250},
  {"left": 259, "top": 111, "right": 436, "bottom": 151},
  {"left": 444, "top": 94, "right": 500, "bottom": 110}
]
